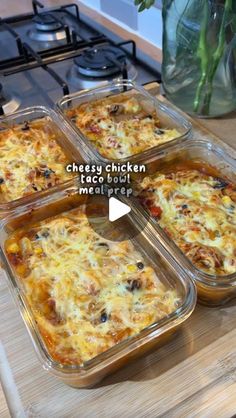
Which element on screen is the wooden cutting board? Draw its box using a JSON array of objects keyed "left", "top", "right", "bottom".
[{"left": 0, "top": 83, "right": 236, "bottom": 418}]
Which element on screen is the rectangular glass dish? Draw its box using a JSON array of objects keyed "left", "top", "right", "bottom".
[
  {"left": 0, "top": 106, "right": 84, "bottom": 216},
  {"left": 0, "top": 184, "right": 196, "bottom": 387},
  {"left": 131, "top": 139, "right": 236, "bottom": 306},
  {"left": 56, "top": 80, "right": 192, "bottom": 164}
]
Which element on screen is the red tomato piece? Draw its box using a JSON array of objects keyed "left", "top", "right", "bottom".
[
  {"left": 89, "top": 125, "right": 101, "bottom": 134},
  {"left": 150, "top": 206, "right": 162, "bottom": 219}
]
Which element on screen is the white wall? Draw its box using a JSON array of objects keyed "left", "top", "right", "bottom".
[
  {"left": 83, "top": 0, "right": 101, "bottom": 8},
  {"left": 79, "top": 0, "right": 163, "bottom": 49},
  {"left": 138, "top": 6, "right": 163, "bottom": 48}
]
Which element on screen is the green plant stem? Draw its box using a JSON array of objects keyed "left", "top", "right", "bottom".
[
  {"left": 202, "top": 0, "right": 232, "bottom": 115},
  {"left": 193, "top": 1, "right": 209, "bottom": 113}
]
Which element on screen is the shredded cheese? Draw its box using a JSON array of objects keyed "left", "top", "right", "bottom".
[
  {"left": 66, "top": 95, "right": 179, "bottom": 159},
  {"left": 5, "top": 207, "right": 180, "bottom": 366},
  {"left": 137, "top": 167, "right": 236, "bottom": 276},
  {"left": 0, "top": 118, "right": 74, "bottom": 203}
]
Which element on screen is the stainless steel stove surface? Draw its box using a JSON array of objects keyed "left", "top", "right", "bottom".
[{"left": 0, "top": 1, "right": 160, "bottom": 114}]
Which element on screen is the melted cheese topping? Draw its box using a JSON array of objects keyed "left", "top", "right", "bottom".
[
  {"left": 66, "top": 95, "right": 179, "bottom": 159},
  {"left": 137, "top": 167, "right": 236, "bottom": 276},
  {"left": 5, "top": 207, "right": 179, "bottom": 366},
  {"left": 0, "top": 119, "right": 74, "bottom": 203}
]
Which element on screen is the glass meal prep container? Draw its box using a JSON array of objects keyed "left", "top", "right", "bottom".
[
  {"left": 56, "top": 80, "right": 192, "bottom": 164},
  {"left": 130, "top": 139, "right": 236, "bottom": 306},
  {"left": 0, "top": 106, "right": 85, "bottom": 217},
  {"left": 0, "top": 183, "right": 196, "bottom": 388}
]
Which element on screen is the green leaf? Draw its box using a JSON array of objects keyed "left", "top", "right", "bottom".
[
  {"left": 138, "top": 2, "right": 146, "bottom": 12},
  {"left": 145, "top": 0, "right": 155, "bottom": 9},
  {"left": 136, "top": 0, "right": 155, "bottom": 12}
]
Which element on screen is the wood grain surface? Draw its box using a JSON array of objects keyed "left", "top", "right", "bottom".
[
  {"left": 0, "top": 382, "right": 10, "bottom": 418},
  {"left": 0, "top": 83, "right": 236, "bottom": 417}
]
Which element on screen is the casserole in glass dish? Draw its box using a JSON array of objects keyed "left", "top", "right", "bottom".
[
  {"left": 0, "top": 184, "right": 196, "bottom": 387},
  {"left": 132, "top": 139, "right": 236, "bottom": 306},
  {"left": 56, "top": 80, "right": 191, "bottom": 164},
  {"left": 0, "top": 106, "right": 83, "bottom": 216}
]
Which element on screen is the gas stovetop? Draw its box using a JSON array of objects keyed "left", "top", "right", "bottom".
[{"left": 0, "top": 0, "right": 161, "bottom": 115}]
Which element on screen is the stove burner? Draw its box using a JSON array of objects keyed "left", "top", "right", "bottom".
[
  {"left": 67, "top": 57, "right": 138, "bottom": 90},
  {"left": 33, "top": 13, "right": 63, "bottom": 32},
  {"left": 0, "top": 84, "right": 20, "bottom": 115},
  {"left": 74, "top": 46, "right": 128, "bottom": 78},
  {"left": 28, "top": 13, "right": 67, "bottom": 42}
]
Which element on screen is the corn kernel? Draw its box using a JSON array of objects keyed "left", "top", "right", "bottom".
[
  {"left": 7, "top": 243, "right": 20, "bottom": 253},
  {"left": 127, "top": 264, "right": 136, "bottom": 273},
  {"left": 34, "top": 247, "right": 43, "bottom": 255},
  {"left": 186, "top": 231, "right": 199, "bottom": 242},
  {"left": 222, "top": 195, "right": 232, "bottom": 207},
  {"left": 20, "top": 237, "right": 32, "bottom": 254},
  {"left": 193, "top": 191, "right": 201, "bottom": 199},
  {"left": 16, "top": 264, "right": 28, "bottom": 276}
]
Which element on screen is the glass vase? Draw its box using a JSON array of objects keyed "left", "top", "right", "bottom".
[{"left": 162, "top": 0, "right": 236, "bottom": 117}]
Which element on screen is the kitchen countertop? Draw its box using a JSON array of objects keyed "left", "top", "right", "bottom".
[
  {"left": 0, "top": 1, "right": 235, "bottom": 139},
  {"left": 0, "top": 383, "right": 10, "bottom": 418},
  {"left": 195, "top": 114, "right": 236, "bottom": 150}
]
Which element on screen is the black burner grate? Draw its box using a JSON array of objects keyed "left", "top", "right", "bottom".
[{"left": 74, "top": 46, "right": 127, "bottom": 78}]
